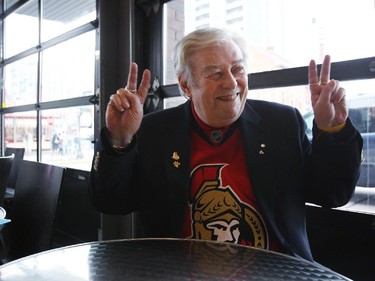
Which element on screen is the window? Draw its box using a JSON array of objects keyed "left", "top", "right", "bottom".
[
  {"left": 4, "top": 0, "right": 39, "bottom": 58},
  {"left": 41, "top": 31, "right": 96, "bottom": 102},
  {"left": 163, "top": 0, "right": 375, "bottom": 213},
  {"left": 0, "top": 0, "right": 97, "bottom": 171},
  {"left": 3, "top": 54, "right": 38, "bottom": 107}
]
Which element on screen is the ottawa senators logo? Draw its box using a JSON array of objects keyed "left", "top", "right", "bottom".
[{"left": 189, "top": 164, "right": 268, "bottom": 249}]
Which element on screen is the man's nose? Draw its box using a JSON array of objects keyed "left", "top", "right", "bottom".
[{"left": 222, "top": 71, "right": 237, "bottom": 89}]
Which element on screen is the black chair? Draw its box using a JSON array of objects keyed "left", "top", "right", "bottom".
[
  {"left": 6, "top": 160, "right": 65, "bottom": 260},
  {"left": 0, "top": 154, "right": 14, "bottom": 207},
  {"left": 53, "top": 168, "right": 100, "bottom": 247},
  {"left": 4, "top": 148, "right": 25, "bottom": 198},
  {"left": 0, "top": 155, "right": 13, "bottom": 261}
]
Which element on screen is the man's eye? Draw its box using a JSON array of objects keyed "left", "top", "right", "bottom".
[
  {"left": 206, "top": 71, "right": 222, "bottom": 80},
  {"left": 233, "top": 66, "right": 245, "bottom": 75}
]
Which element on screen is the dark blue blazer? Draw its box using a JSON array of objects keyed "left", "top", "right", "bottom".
[{"left": 90, "top": 99, "right": 363, "bottom": 261}]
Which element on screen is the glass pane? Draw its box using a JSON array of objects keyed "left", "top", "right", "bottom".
[
  {"left": 4, "top": 111, "right": 37, "bottom": 161},
  {"left": 41, "top": 31, "right": 96, "bottom": 102},
  {"left": 5, "top": 0, "right": 20, "bottom": 10},
  {"left": 42, "top": 0, "right": 96, "bottom": 42},
  {"left": 41, "top": 106, "right": 94, "bottom": 171},
  {"left": 164, "top": 0, "right": 375, "bottom": 84},
  {"left": 249, "top": 85, "right": 312, "bottom": 116},
  {"left": 250, "top": 78, "right": 375, "bottom": 214},
  {"left": 3, "top": 54, "right": 38, "bottom": 107},
  {"left": 0, "top": 21, "right": 3, "bottom": 61},
  {"left": 4, "top": 0, "right": 38, "bottom": 58}
]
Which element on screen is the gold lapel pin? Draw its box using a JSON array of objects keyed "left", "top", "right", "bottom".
[
  {"left": 172, "top": 152, "right": 181, "bottom": 168},
  {"left": 172, "top": 152, "right": 180, "bottom": 160}
]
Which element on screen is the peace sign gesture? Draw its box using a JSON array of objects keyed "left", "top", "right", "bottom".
[
  {"left": 308, "top": 55, "right": 348, "bottom": 129},
  {"left": 106, "top": 63, "right": 151, "bottom": 146}
]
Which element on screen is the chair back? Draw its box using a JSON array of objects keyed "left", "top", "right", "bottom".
[
  {"left": 4, "top": 148, "right": 25, "bottom": 190},
  {"left": 53, "top": 168, "right": 100, "bottom": 247},
  {"left": 0, "top": 154, "right": 14, "bottom": 206},
  {"left": 8, "top": 160, "right": 65, "bottom": 259}
]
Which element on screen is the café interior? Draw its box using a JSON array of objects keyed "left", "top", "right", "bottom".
[{"left": 0, "top": 0, "right": 374, "bottom": 280}]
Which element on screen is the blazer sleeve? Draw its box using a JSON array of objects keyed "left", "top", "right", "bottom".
[
  {"left": 306, "top": 118, "right": 363, "bottom": 207},
  {"left": 89, "top": 127, "right": 140, "bottom": 214}
]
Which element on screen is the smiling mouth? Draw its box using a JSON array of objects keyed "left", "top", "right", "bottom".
[{"left": 216, "top": 93, "right": 239, "bottom": 102}]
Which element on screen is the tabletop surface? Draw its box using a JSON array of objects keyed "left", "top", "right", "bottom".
[{"left": 0, "top": 238, "right": 351, "bottom": 281}]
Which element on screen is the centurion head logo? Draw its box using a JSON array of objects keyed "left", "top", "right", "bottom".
[{"left": 190, "top": 164, "right": 268, "bottom": 248}]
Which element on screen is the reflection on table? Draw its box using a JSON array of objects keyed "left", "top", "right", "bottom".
[{"left": 0, "top": 238, "right": 352, "bottom": 281}]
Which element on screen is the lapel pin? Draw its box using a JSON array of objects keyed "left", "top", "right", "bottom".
[
  {"left": 172, "top": 152, "right": 180, "bottom": 160},
  {"left": 259, "top": 144, "right": 266, "bottom": 155},
  {"left": 172, "top": 152, "right": 181, "bottom": 168},
  {"left": 94, "top": 151, "right": 100, "bottom": 171}
]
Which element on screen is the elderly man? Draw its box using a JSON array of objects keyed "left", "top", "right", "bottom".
[{"left": 90, "top": 28, "right": 362, "bottom": 261}]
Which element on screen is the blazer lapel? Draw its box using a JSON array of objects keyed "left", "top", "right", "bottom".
[
  {"left": 240, "top": 103, "right": 276, "bottom": 217},
  {"left": 160, "top": 102, "right": 192, "bottom": 234}
]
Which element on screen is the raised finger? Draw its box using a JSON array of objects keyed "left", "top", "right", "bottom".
[
  {"left": 126, "top": 62, "right": 138, "bottom": 91},
  {"left": 136, "top": 69, "right": 151, "bottom": 103},
  {"left": 308, "top": 59, "right": 319, "bottom": 85},
  {"left": 319, "top": 55, "right": 331, "bottom": 84}
]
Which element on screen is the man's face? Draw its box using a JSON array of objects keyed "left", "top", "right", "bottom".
[{"left": 180, "top": 40, "right": 248, "bottom": 128}]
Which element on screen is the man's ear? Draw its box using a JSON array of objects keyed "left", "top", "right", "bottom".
[{"left": 178, "top": 76, "right": 191, "bottom": 98}]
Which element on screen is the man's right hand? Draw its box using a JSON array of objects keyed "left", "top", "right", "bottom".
[{"left": 106, "top": 63, "right": 151, "bottom": 146}]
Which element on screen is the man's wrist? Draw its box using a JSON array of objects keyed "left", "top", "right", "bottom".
[
  {"left": 318, "top": 122, "right": 346, "bottom": 133},
  {"left": 112, "top": 137, "right": 134, "bottom": 152}
]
